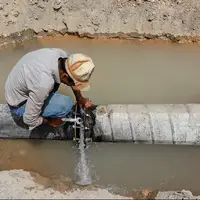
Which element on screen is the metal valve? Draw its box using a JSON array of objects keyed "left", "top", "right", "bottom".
[
  {"left": 61, "top": 117, "right": 82, "bottom": 125},
  {"left": 62, "top": 102, "right": 95, "bottom": 147}
]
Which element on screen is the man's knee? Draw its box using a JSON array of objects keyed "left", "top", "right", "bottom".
[
  {"left": 42, "top": 94, "right": 73, "bottom": 118},
  {"left": 61, "top": 96, "right": 73, "bottom": 114}
]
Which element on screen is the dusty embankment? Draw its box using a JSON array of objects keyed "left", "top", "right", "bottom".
[
  {"left": 0, "top": 169, "right": 199, "bottom": 199},
  {"left": 0, "top": 170, "right": 131, "bottom": 199},
  {"left": 1, "top": 0, "right": 200, "bottom": 44}
]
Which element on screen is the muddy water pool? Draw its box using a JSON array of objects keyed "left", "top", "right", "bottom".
[
  {"left": 1, "top": 139, "right": 200, "bottom": 195},
  {"left": 1, "top": 37, "right": 200, "bottom": 104}
]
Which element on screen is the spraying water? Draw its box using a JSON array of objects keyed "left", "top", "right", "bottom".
[
  {"left": 62, "top": 104, "right": 93, "bottom": 186},
  {"left": 75, "top": 131, "right": 92, "bottom": 185},
  {"left": 74, "top": 110, "right": 92, "bottom": 186}
]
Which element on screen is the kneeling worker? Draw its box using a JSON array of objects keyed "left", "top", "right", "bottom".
[{"left": 5, "top": 48, "right": 95, "bottom": 131}]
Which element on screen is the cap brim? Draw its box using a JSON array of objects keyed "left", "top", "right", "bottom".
[{"left": 76, "top": 82, "right": 90, "bottom": 92}]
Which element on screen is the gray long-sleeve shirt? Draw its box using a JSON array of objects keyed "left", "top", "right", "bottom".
[{"left": 5, "top": 48, "right": 68, "bottom": 131}]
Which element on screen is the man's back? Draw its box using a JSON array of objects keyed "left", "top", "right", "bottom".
[{"left": 5, "top": 48, "right": 68, "bottom": 107}]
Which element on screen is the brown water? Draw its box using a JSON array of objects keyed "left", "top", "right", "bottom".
[
  {"left": 1, "top": 37, "right": 200, "bottom": 104},
  {"left": 1, "top": 139, "right": 200, "bottom": 195},
  {"left": 1, "top": 37, "right": 200, "bottom": 195}
]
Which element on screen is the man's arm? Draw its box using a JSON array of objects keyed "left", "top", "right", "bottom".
[
  {"left": 71, "top": 86, "right": 92, "bottom": 108},
  {"left": 23, "top": 73, "right": 54, "bottom": 130},
  {"left": 71, "top": 86, "right": 83, "bottom": 102}
]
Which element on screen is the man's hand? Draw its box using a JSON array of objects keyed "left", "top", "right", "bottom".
[{"left": 79, "top": 97, "right": 92, "bottom": 109}]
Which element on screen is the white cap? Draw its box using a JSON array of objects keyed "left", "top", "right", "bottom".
[{"left": 65, "top": 53, "right": 95, "bottom": 91}]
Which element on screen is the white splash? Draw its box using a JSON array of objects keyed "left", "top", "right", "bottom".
[{"left": 75, "top": 130, "right": 92, "bottom": 186}]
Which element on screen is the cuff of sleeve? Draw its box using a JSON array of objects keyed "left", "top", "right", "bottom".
[{"left": 28, "top": 117, "right": 43, "bottom": 131}]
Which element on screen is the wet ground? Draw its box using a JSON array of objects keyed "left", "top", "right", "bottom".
[{"left": 1, "top": 37, "right": 200, "bottom": 195}]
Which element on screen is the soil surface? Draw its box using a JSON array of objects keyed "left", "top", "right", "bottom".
[{"left": 1, "top": 0, "right": 200, "bottom": 43}]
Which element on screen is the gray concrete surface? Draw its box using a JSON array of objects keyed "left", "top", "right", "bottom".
[
  {"left": 0, "top": 104, "right": 67, "bottom": 140},
  {"left": 94, "top": 104, "right": 200, "bottom": 144},
  {"left": 2, "top": 103, "right": 200, "bottom": 144},
  {"left": 0, "top": 0, "right": 200, "bottom": 43}
]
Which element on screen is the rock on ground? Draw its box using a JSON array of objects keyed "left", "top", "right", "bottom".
[
  {"left": 0, "top": 0, "right": 200, "bottom": 42},
  {"left": 155, "top": 190, "right": 200, "bottom": 199},
  {"left": 0, "top": 169, "right": 131, "bottom": 199}
]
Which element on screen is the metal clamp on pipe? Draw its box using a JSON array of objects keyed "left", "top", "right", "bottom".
[{"left": 61, "top": 103, "right": 95, "bottom": 147}]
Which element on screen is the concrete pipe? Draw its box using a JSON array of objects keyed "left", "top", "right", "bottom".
[
  {"left": 1, "top": 104, "right": 200, "bottom": 145},
  {"left": 94, "top": 104, "right": 200, "bottom": 144}
]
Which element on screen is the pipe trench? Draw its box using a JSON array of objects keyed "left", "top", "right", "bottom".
[{"left": 1, "top": 104, "right": 200, "bottom": 145}]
